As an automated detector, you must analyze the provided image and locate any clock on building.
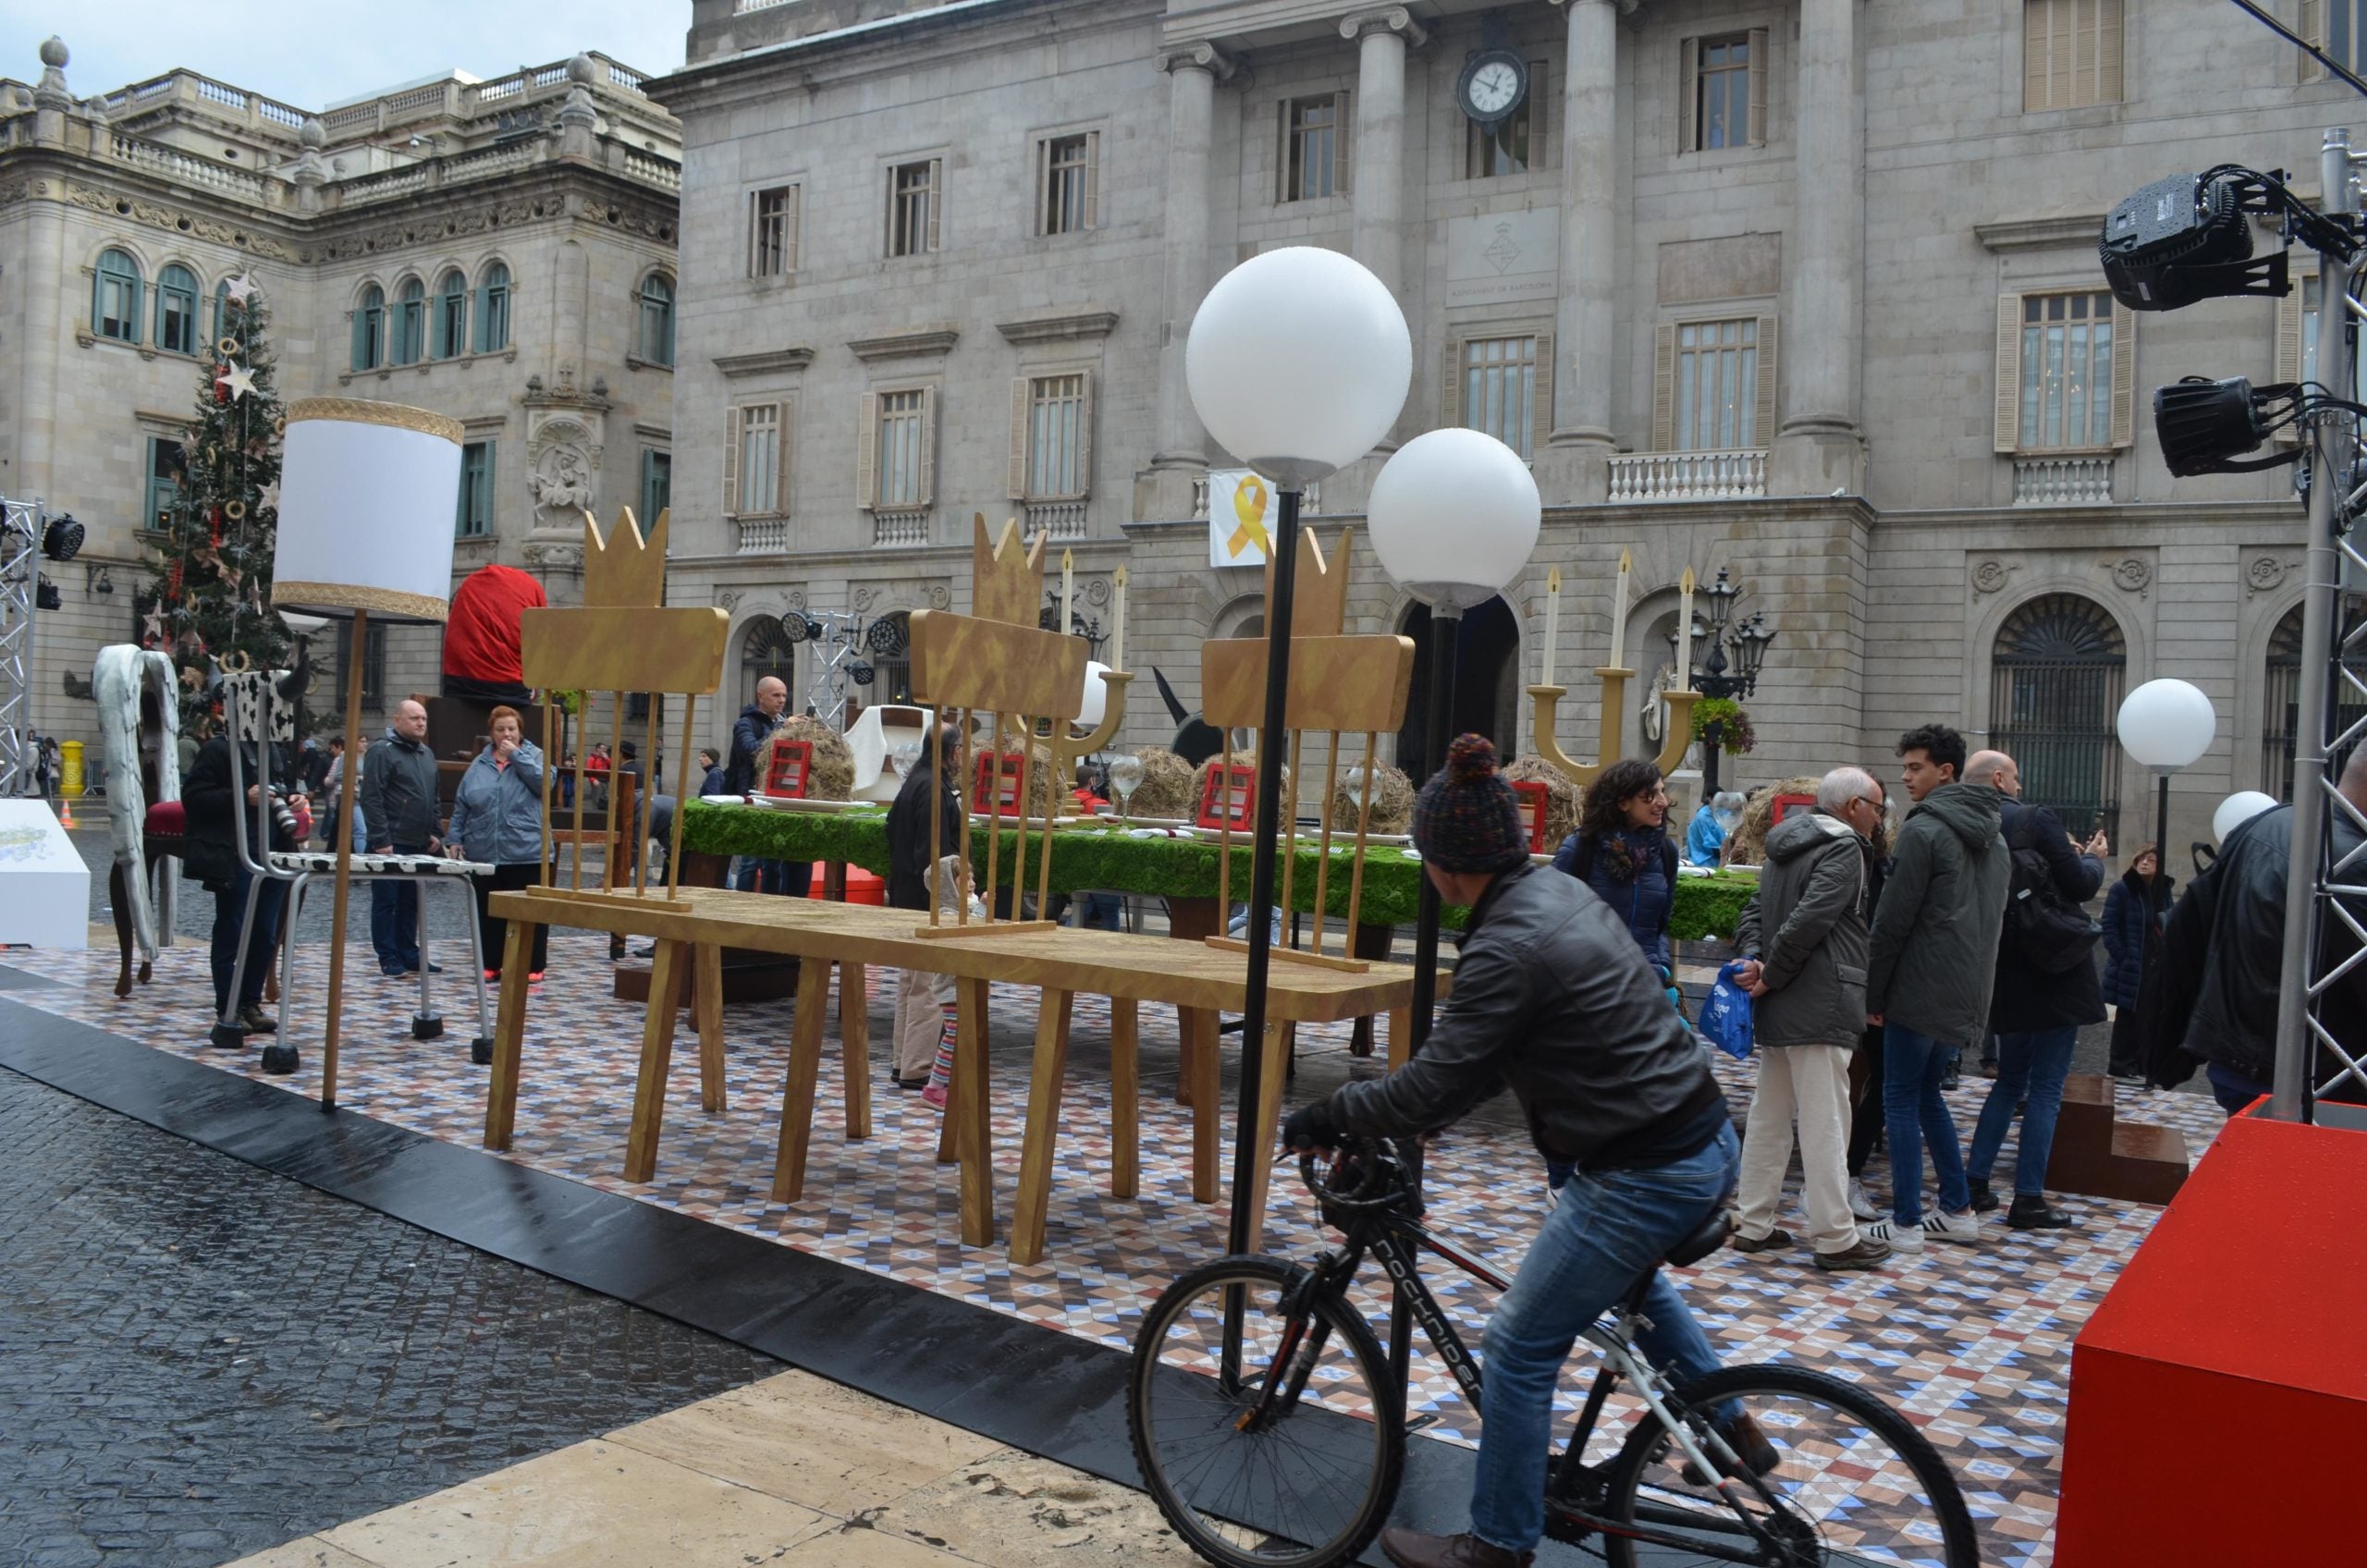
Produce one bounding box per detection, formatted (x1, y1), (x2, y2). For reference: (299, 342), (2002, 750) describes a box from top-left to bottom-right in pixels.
(1455, 48), (1527, 126)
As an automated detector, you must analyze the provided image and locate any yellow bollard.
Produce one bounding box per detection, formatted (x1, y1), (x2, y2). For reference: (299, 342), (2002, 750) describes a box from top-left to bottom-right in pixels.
(60, 739), (84, 798)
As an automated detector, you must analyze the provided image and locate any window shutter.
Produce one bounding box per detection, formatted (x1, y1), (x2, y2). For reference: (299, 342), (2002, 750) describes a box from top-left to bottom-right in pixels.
(777, 399), (794, 515)
(1009, 376), (1032, 499)
(722, 406), (742, 517)
(856, 392), (878, 509)
(2109, 300), (2137, 449)
(1753, 315), (1780, 446)
(2023, 4), (2050, 110)
(1034, 139), (1051, 238)
(1084, 130), (1100, 229)
(2303, 0), (2327, 82)
(1747, 29), (1769, 147)
(746, 191), (760, 276)
(483, 443), (496, 530)
(2275, 272), (2308, 441)
(1442, 337), (1464, 428)
(926, 158), (943, 252)
(786, 187), (801, 273)
(1334, 89), (1353, 195)
(1652, 323), (1677, 450)
(1531, 330), (1555, 456)
(1075, 369), (1095, 496)
(1677, 38), (1699, 154)
(1994, 294), (2023, 453)
(1277, 101), (1291, 202)
(2097, 0), (2125, 104)
(883, 167), (898, 259)
(918, 386), (938, 506)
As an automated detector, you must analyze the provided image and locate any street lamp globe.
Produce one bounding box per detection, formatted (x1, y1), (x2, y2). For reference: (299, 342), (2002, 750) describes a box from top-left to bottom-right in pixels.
(1366, 427), (1541, 610)
(2116, 678), (2217, 770)
(1185, 246), (1412, 487)
(1076, 661), (1111, 730)
(2213, 790), (2280, 843)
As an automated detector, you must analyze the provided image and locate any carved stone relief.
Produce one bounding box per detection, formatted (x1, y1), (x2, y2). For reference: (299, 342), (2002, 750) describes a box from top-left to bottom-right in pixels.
(1970, 558), (2017, 595)
(2246, 554), (2300, 595)
(928, 583), (952, 609)
(64, 181), (299, 260)
(2110, 557), (2153, 596)
(525, 414), (603, 529)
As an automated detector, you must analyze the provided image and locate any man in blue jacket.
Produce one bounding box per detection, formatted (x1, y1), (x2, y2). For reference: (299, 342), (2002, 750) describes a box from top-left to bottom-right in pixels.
(722, 675), (811, 897)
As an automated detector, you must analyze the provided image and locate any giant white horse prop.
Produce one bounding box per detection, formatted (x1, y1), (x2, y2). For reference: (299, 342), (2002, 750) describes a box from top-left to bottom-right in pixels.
(93, 644), (181, 994)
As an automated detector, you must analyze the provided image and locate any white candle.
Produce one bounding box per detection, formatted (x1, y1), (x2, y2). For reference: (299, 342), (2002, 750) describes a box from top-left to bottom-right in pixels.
(1542, 565), (1561, 686)
(1677, 566), (1696, 690)
(1110, 566), (1127, 671)
(1061, 548), (1074, 637)
(1610, 549), (1632, 670)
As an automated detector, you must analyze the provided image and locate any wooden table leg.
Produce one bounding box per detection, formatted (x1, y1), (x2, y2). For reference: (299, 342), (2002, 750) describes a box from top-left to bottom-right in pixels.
(1180, 1006), (1220, 1204)
(841, 961), (872, 1141)
(1110, 996), (1139, 1200)
(1387, 1004), (1415, 1071)
(1175, 1003), (1195, 1107)
(483, 921), (533, 1151)
(771, 953), (834, 1202)
(1010, 988), (1074, 1266)
(694, 942), (726, 1113)
(622, 938), (686, 1183)
(956, 975), (995, 1247)
(1239, 1021), (1293, 1252)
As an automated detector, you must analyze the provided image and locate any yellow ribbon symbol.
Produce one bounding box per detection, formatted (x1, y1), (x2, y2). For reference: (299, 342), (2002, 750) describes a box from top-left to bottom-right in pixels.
(1226, 475), (1272, 560)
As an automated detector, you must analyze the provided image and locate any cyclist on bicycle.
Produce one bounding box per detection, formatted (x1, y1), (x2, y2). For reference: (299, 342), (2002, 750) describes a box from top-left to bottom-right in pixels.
(1282, 735), (1761, 1568)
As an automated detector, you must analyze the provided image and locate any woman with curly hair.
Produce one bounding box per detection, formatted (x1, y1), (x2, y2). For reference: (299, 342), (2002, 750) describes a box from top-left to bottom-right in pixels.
(1552, 756), (1679, 974)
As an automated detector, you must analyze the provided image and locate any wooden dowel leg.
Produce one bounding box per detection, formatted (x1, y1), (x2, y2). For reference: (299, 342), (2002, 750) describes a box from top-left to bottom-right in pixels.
(1240, 1021), (1292, 1252)
(483, 919), (533, 1150)
(956, 975), (995, 1246)
(771, 952), (834, 1202)
(1010, 987), (1074, 1266)
(1182, 1005), (1219, 1204)
(1110, 996), (1138, 1200)
(622, 938), (685, 1182)
(695, 941), (726, 1113)
(840, 960), (872, 1141)
(1388, 1004), (1414, 1072)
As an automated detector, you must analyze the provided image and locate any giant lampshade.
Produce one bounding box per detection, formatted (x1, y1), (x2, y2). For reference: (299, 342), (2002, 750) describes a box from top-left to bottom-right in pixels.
(1367, 427), (1541, 610)
(272, 399), (466, 622)
(2214, 790), (2279, 842)
(2116, 679), (2217, 770)
(1185, 247), (1411, 485)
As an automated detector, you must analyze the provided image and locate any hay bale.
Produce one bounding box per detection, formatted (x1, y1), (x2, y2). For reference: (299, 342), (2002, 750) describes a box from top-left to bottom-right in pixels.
(1503, 753), (1581, 849)
(1126, 746), (1196, 820)
(1331, 761), (1415, 836)
(768, 716), (855, 801)
(1723, 775), (1820, 867)
(1192, 754), (1291, 827)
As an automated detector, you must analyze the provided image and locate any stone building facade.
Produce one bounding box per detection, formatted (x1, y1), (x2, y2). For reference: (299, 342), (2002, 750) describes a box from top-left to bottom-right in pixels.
(0, 39), (681, 747)
(649, 0), (2362, 854)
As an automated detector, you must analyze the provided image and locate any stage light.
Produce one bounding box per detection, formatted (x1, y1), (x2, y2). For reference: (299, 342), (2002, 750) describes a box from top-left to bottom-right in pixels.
(2153, 375), (2302, 475)
(848, 660), (876, 687)
(41, 513), (82, 562)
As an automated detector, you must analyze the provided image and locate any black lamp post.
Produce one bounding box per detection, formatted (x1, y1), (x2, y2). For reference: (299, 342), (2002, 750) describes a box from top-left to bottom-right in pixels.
(1668, 567), (1774, 795)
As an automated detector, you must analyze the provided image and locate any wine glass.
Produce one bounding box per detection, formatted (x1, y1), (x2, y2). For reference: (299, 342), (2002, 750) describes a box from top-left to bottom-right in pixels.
(1343, 765), (1368, 815)
(1106, 753), (1145, 821)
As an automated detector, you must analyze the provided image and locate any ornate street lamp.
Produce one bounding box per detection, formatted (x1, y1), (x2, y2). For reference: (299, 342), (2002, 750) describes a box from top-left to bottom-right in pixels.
(2118, 678), (2218, 921)
(1668, 568), (1774, 794)
(1186, 246), (1410, 1262)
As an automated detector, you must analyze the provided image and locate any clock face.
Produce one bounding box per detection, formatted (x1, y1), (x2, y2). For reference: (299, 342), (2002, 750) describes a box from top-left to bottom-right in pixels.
(1466, 59), (1522, 117)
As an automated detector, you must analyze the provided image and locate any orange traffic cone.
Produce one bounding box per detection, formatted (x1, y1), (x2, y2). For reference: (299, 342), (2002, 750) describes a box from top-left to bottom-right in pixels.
(57, 795), (75, 830)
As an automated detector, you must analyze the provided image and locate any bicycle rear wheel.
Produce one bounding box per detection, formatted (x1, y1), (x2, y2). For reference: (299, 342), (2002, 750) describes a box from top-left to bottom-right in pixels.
(1127, 1256), (1402, 1568)
(1600, 1364), (1980, 1568)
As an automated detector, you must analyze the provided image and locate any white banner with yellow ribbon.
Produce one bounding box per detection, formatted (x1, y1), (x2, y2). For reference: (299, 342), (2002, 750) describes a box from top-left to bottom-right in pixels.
(1208, 469), (1275, 569)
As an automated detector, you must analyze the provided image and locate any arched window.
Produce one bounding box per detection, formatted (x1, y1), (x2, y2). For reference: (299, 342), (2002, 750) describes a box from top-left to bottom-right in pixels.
(391, 277), (426, 365)
(1990, 593), (2127, 840)
(94, 249), (141, 343)
(869, 610), (913, 702)
(476, 262), (511, 353)
(433, 268), (468, 359)
(636, 272), (675, 366)
(739, 616), (797, 715)
(208, 278), (232, 345)
(155, 264), (200, 355)
(352, 284), (385, 371)
(2263, 602), (2367, 800)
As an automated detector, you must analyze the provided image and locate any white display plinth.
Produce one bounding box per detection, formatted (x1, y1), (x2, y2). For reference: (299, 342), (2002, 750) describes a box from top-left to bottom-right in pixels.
(0, 799), (89, 949)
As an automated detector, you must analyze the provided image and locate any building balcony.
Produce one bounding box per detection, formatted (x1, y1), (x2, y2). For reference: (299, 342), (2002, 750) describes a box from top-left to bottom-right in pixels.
(1607, 449), (1769, 502)
(734, 518), (788, 555)
(873, 509), (929, 546)
(2013, 455), (2116, 505)
(1190, 477), (1319, 519)
(1024, 500), (1087, 540)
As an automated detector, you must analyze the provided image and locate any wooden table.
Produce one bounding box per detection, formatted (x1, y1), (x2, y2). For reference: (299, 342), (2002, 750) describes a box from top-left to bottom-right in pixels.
(482, 885), (1429, 1264)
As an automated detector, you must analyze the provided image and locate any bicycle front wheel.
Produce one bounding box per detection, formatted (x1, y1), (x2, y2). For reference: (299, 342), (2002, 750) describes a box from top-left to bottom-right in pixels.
(1600, 1363), (1980, 1568)
(1127, 1256), (1402, 1568)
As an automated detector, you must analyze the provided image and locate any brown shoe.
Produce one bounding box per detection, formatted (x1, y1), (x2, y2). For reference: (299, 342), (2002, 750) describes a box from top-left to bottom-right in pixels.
(1681, 1411), (1781, 1484)
(1813, 1236), (1892, 1272)
(1380, 1526), (1534, 1568)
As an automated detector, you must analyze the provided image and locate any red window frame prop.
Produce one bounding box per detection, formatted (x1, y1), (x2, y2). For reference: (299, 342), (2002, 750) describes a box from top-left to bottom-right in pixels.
(762, 739), (814, 800)
(1509, 778), (1552, 854)
(1196, 763), (1258, 832)
(972, 751), (1027, 817)
(1771, 791), (1817, 827)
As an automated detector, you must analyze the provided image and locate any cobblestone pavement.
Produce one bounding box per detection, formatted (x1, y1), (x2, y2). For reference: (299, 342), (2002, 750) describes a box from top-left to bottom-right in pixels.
(0, 1068), (778, 1568)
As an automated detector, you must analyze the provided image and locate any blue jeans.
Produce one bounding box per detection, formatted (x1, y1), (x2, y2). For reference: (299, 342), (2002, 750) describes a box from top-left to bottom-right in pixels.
(733, 857), (813, 897)
(2207, 1061), (2272, 1115)
(211, 868), (287, 1016)
(1074, 891), (1123, 931)
(1968, 1027), (2079, 1197)
(371, 874), (420, 973)
(1882, 1023), (1970, 1227)
(1468, 1122), (1740, 1555)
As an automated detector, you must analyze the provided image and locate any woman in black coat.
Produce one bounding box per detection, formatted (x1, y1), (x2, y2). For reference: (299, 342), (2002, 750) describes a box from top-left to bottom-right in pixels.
(2103, 843), (2169, 1077)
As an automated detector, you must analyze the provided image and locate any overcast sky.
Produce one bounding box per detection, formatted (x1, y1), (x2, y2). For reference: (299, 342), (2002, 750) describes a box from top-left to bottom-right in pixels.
(6, 1), (690, 108)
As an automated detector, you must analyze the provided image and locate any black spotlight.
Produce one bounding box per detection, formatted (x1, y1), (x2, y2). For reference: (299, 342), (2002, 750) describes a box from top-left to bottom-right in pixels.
(849, 660), (877, 687)
(40, 513), (83, 562)
(35, 577), (61, 610)
(2154, 375), (2300, 475)
(2103, 170), (2289, 312)
(864, 616), (907, 656)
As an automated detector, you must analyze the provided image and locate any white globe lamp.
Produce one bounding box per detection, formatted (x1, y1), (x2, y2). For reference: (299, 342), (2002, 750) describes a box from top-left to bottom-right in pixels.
(2214, 790), (2279, 844)
(1076, 661), (1110, 730)
(1367, 427), (1542, 612)
(2117, 678), (2218, 919)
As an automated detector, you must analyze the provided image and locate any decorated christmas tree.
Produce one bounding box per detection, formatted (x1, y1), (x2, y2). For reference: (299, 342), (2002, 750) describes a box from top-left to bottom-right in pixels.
(139, 270), (290, 724)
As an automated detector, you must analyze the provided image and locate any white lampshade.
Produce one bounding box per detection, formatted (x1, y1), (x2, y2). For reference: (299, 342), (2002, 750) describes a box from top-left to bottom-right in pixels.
(2116, 679), (2217, 770)
(1185, 247), (1411, 486)
(272, 398), (465, 623)
(1077, 661), (1110, 730)
(1366, 428), (1542, 611)
(2214, 790), (2279, 843)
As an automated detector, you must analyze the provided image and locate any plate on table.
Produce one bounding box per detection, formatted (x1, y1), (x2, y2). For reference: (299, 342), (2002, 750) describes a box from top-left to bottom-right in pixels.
(749, 796), (874, 814)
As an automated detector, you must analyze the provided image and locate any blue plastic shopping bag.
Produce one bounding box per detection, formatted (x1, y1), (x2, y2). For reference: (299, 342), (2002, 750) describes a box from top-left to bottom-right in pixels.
(1698, 962), (1755, 1060)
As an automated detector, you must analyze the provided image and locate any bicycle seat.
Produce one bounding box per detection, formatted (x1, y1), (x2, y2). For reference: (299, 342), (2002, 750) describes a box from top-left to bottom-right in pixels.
(1662, 1207), (1733, 1268)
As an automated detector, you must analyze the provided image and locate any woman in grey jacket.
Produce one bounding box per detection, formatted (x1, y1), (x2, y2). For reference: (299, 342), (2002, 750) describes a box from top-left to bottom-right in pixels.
(447, 705), (548, 979)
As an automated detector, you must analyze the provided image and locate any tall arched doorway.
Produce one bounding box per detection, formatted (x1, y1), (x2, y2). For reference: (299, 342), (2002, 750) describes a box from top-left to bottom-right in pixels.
(738, 615), (797, 710)
(1397, 595), (1520, 773)
(1989, 593), (2125, 839)
(2263, 601), (2367, 799)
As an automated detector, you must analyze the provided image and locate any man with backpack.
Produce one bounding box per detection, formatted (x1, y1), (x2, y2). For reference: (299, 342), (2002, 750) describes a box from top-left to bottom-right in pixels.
(1960, 749), (2103, 1231)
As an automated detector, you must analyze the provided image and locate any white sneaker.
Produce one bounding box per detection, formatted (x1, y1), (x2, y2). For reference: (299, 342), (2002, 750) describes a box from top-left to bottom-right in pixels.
(1922, 1207), (1982, 1245)
(1847, 1179), (1877, 1221)
(1859, 1217), (1924, 1252)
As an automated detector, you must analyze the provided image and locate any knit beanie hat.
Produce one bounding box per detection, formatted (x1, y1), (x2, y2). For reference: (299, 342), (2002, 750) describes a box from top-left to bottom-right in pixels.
(1412, 734), (1531, 875)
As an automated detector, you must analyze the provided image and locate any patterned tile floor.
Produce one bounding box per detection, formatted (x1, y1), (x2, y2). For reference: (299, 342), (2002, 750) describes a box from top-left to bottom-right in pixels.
(2, 933), (2232, 1568)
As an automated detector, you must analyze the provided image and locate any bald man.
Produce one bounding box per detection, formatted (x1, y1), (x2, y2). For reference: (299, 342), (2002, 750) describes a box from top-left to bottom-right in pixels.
(362, 698), (445, 976)
(725, 674), (813, 898)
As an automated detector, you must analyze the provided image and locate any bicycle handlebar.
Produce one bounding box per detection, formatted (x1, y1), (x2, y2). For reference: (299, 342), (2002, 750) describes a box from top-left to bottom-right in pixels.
(1297, 1134), (1411, 1212)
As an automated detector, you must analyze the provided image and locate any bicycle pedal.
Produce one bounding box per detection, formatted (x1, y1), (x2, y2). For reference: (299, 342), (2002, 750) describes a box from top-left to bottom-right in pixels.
(1403, 1413), (1439, 1435)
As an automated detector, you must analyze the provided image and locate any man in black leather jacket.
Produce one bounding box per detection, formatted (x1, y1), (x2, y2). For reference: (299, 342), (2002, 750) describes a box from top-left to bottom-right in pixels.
(1282, 737), (1748, 1568)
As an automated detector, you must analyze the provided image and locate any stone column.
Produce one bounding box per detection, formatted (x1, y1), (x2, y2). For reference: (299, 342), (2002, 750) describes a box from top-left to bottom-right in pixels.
(15, 190), (65, 507)
(1341, 8), (1427, 298)
(1139, 43), (1233, 522)
(1772, 0), (1866, 496)
(1540, 0), (1619, 504)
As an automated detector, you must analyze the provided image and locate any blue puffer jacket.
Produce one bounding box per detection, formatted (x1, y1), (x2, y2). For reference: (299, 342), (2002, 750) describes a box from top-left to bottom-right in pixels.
(447, 740), (546, 866)
(2100, 867), (2169, 1007)
(1551, 826), (1676, 974)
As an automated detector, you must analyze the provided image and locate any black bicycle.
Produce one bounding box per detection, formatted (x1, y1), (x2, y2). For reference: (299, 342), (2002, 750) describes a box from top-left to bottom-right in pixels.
(1126, 1136), (1979, 1568)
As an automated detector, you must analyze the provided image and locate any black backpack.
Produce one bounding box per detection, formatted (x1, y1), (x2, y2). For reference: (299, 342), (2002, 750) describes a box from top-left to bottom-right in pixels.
(2001, 806), (2100, 974)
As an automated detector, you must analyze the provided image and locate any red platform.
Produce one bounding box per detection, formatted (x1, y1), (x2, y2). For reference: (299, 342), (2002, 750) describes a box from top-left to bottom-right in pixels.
(2057, 1102), (2367, 1565)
